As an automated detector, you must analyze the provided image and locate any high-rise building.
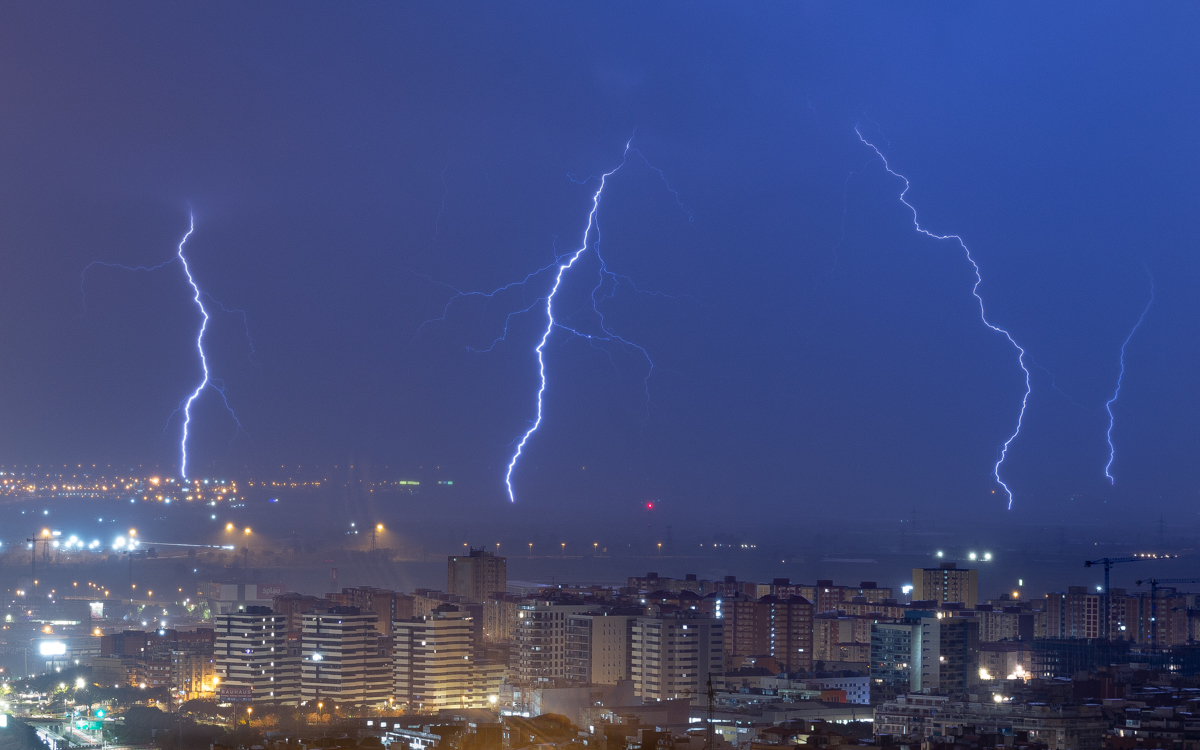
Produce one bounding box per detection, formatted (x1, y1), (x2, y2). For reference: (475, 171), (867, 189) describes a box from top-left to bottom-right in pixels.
(215, 607), (299, 705)
(922, 617), (980, 695)
(723, 595), (768, 660)
(483, 593), (523, 643)
(514, 602), (594, 684)
(912, 563), (978, 608)
(171, 646), (216, 702)
(272, 593), (331, 637)
(814, 614), (873, 665)
(447, 548), (507, 604)
(872, 616), (979, 698)
(973, 605), (1034, 643)
(392, 606), (480, 711)
(1130, 588), (1189, 647)
(870, 621), (923, 697)
(328, 587), (415, 637)
(721, 595), (813, 673)
(762, 595), (814, 673)
(565, 613), (636, 685)
(631, 614), (724, 706)
(1044, 587), (1101, 639)
(300, 608), (390, 707)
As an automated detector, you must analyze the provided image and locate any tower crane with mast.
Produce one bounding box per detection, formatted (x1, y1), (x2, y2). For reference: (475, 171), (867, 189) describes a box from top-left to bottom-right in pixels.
(1134, 577), (1200, 650)
(1085, 555), (1172, 640)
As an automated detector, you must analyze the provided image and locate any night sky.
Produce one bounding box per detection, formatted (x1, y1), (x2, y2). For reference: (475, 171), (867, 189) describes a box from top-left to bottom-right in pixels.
(2, 3), (1199, 530)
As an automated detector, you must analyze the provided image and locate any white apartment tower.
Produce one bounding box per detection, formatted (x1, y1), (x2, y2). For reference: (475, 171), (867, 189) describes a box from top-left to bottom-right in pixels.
(514, 602), (593, 684)
(631, 614), (724, 706)
(393, 606), (481, 711)
(215, 607), (299, 705)
(301, 608), (390, 707)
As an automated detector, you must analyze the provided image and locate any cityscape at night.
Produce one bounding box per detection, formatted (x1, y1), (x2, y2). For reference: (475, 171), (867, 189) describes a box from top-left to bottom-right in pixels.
(5, 4), (1200, 750)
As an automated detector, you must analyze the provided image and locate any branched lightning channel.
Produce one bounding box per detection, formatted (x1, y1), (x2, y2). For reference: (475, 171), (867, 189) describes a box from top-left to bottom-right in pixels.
(83, 214), (247, 478)
(1104, 268), (1155, 484)
(503, 143), (638, 502)
(172, 213), (210, 480)
(417, 140), (686, 501)
(856, 127), (1031, 509)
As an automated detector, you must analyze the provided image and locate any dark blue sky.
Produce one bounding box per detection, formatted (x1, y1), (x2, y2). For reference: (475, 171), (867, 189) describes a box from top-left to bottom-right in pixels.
(2, 2), (1198, 529)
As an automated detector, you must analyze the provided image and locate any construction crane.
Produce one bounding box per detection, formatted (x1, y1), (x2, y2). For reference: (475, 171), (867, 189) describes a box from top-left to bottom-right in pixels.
(1085, 555), (1172, 639)
(1134, 578), (1200, 650)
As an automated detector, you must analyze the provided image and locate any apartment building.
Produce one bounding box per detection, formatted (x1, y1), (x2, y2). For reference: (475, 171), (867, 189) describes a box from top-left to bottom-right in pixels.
(631, 614), (724, 706)
(300, 608), (390, 706)
(565, 613), (636, 685)
(215, 607), (298, 705)
(393, 606), (479, 711)
(514, 602), (594, 684)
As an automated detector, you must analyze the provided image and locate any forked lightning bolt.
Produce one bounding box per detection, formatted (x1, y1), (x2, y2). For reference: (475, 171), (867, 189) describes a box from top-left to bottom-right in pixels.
(417, 141), (687, 502)
(175, 215), (210, 480)
(82, 214), (244, 479)
(503, 148), (636, 502)
(856, 127), (1031, 509)
(1104, 269), (1154, 484)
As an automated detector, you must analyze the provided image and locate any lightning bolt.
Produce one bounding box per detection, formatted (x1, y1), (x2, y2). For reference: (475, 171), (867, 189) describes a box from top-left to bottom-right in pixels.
(175, 214), (210, 480)
(82, 213), (246, 479)
(417, 140), (687, 502)
(1104, 268), (1154, 484)
(856, 127), (1031, 509)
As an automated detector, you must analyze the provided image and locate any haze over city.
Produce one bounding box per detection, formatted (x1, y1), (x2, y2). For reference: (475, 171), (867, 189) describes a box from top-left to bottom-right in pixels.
(3, 5), (1200, 750)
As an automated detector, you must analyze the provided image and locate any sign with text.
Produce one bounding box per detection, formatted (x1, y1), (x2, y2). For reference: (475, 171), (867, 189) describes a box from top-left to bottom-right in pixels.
(219, 685), (253, 703)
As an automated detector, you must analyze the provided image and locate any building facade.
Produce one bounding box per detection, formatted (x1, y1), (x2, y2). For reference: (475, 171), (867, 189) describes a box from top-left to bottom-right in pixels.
(215, 608), (298, 705)
(300, 608), (390, 706)
(392, 607), (479, 711)
(447, 548), (507, 604)
(912, 563), (978, 608)
(761, 595), (815, 673)
(631, 614), (724, 706)
(514, 602), (593, 684)
(565, 613), (635, 685)
(870, 621), (923, 696)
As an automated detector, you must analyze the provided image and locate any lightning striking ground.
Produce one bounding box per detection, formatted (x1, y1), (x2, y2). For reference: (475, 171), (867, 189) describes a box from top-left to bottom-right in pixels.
(502, 145), (640, 501)
(1104, 270), (1154, 484)
(82, 214), (246, 479)
(417, 141), (686, 502)
(175, 215), (209, 480)
(856, 127), (1031, 509)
